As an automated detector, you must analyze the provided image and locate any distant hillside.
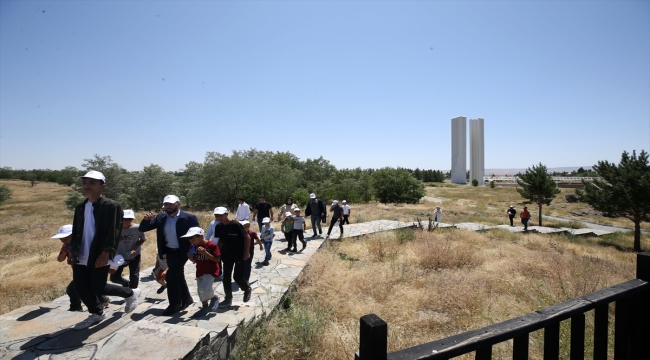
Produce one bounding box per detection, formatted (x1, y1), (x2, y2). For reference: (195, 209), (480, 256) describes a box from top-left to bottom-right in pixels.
(485, 167), (593, 176)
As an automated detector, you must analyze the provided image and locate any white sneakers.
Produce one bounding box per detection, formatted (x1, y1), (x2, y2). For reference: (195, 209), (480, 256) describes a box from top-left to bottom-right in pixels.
(74, 313), (106, 330)
(124, 288), (141, 313)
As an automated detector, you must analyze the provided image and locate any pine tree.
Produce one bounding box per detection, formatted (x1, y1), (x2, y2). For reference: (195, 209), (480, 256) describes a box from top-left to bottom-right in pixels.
(516, 163), (560, 226)
(576, 150), (650, 252)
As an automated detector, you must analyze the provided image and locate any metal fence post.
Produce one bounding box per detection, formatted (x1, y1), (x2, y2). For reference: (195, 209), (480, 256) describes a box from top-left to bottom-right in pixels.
(356, 314), (387, 360)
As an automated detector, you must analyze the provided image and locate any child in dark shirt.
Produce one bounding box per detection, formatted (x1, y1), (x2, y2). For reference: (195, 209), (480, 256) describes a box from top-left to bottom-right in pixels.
(184, 227), (221, 312)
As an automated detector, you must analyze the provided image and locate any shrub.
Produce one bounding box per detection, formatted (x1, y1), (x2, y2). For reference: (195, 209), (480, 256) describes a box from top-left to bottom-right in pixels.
(490, 180), (495, 188)
(472, 179), (479, 187)
(0, 184), (12, 204)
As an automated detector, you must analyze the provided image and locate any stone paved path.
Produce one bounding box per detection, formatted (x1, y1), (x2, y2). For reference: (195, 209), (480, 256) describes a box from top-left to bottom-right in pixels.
(0, 219), (617, 359)
(0, 220), (413, 360)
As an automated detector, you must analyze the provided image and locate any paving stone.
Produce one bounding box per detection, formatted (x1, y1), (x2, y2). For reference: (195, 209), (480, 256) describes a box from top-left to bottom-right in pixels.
(94, 320), (210, 359)
(454, 222), (494, 231)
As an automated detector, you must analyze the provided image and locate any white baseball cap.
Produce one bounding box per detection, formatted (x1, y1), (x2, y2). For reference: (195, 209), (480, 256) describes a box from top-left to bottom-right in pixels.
(51, 224), (73, 239)
(309, 193), (316, 199)
(163, 195), (180, 204)
(214, 206), (228, 215)
(262, 217), (271, 223)
(123, 209), (135, 219)
(285, 212), (292, 217)
(332, 200), (338, 205)
(181, 227), (205, 238)
(240, 220), (250, 225)
(342, 200), (347, 203)
(293, 208), (301, 212)
(80, 171), (106, 183)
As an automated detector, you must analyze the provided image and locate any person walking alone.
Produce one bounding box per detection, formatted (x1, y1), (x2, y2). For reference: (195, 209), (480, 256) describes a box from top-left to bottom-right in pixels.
(326, 200), (344, 239)
(520, 206), (531, 231)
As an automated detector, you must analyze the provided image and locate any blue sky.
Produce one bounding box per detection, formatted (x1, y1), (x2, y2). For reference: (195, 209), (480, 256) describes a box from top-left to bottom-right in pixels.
(1, 0), (648, 172)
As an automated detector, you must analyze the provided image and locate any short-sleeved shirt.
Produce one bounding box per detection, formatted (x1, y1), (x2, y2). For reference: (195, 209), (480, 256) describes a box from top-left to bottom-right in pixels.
(292, 216), (306, 230)
(205, 219), (220, 244)
(247, 230), (260, 255)
(342, 205), (351, 215)
(116, 224), (146, 260)
(194, 241), (221, 277)
(215, 221), (248, 261)
(254, 202), (272, 219)
(331, 206), (344, 218)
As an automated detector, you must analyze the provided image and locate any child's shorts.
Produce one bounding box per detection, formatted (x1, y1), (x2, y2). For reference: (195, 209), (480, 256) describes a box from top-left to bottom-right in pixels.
(196, 274), (215, 302)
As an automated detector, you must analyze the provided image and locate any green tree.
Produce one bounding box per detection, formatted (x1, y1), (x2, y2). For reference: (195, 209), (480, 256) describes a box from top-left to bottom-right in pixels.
(0, 184), (12, 204)
(132, 164), (175, 211)
(371, 168), (425, 204)
(576, 150), (650, 252)
(516, 163), (561, 226)
(57, 166), (80, 186)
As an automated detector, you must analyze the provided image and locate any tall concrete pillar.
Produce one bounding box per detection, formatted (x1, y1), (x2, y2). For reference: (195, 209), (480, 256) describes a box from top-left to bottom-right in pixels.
(470, 118), (485, 185)
(451, 116), (467, 184)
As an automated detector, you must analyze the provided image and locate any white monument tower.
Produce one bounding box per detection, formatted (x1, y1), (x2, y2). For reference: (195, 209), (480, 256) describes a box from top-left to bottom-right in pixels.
(469, 118), (485, 185)
(451, 116), (467, 184)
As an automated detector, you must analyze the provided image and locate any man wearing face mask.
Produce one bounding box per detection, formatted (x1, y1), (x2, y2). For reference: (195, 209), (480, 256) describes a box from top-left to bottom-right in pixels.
(139, 195), (199, 316)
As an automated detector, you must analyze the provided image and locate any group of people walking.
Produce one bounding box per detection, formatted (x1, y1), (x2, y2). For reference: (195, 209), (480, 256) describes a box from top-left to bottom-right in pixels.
(53, 171), (352, 330)
(507, 205), (531, 230)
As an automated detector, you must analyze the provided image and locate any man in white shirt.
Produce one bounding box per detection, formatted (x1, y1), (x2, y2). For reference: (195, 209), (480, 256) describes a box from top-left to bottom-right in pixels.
(236, 198), (250, 221)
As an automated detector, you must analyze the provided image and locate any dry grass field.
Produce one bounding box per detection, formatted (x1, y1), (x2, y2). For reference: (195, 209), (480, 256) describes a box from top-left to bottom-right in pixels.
(1, 179), (648, 360)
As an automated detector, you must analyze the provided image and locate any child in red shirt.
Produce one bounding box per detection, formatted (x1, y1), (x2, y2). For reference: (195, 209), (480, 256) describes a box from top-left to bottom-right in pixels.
(183, 227), (221, 312)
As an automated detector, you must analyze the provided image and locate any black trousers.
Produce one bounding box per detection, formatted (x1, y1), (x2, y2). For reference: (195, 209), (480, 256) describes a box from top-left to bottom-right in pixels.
(66, 280), (81, 307)
(327, 217), (343, 235)
(292, 229), (305, 249)
(73, 264), (132, 314)
(222, 258), (250, 300)
(284, 231), (294, 249)
(508, 215), (515, 226)
(165, 248), (191, 307)
(342, 215), (350, 224)
(110, 254), (141, 288)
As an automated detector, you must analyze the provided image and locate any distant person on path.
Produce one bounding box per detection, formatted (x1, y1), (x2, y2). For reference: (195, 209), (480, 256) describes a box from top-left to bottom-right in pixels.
(259, 218), (275, 265)
(110, 209), (146, 289)
(507, 206), (517, 226)
(212, 207), (252, 309)
(281, 212), (294, 252)
(433, 206), (442, 223)
(326, 200), (344, 239)
(305, 193), (326, 237)
(241, 220), (263, 279)
(183, 227), (221, 314)
(236, 198), (251, 222)
(70, 171), (140, 329)
(520, 206), (531, 230)
(292, 208), (307, 251)
(251, 196), (273, 230)
(341, 200), (351, 224)
(139, 195), (199, 316)
(277, 197), (298, 222)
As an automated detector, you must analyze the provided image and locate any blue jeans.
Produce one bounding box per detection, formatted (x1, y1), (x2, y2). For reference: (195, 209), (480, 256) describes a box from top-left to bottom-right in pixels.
(263, 241), (272, 262)
(310, 215), (322, 235)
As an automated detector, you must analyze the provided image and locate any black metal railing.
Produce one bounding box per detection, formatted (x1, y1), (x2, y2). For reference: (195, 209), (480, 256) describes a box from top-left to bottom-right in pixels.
(356, 252), (650, 360)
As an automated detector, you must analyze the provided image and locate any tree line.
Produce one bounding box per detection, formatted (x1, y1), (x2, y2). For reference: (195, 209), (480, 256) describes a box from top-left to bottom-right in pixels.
(0, 150), (436, 210)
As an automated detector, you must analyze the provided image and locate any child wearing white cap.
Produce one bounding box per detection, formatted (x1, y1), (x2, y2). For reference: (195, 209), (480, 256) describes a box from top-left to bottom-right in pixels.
(281, 212), (294, 252)
(291, 209), (307, 252)
(326, 200), (344, 239)
(110, 210), (147, 289)
(260, 218), (275, 265)
(53, 224), (110, 312)
(183, 227), (221, 313)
